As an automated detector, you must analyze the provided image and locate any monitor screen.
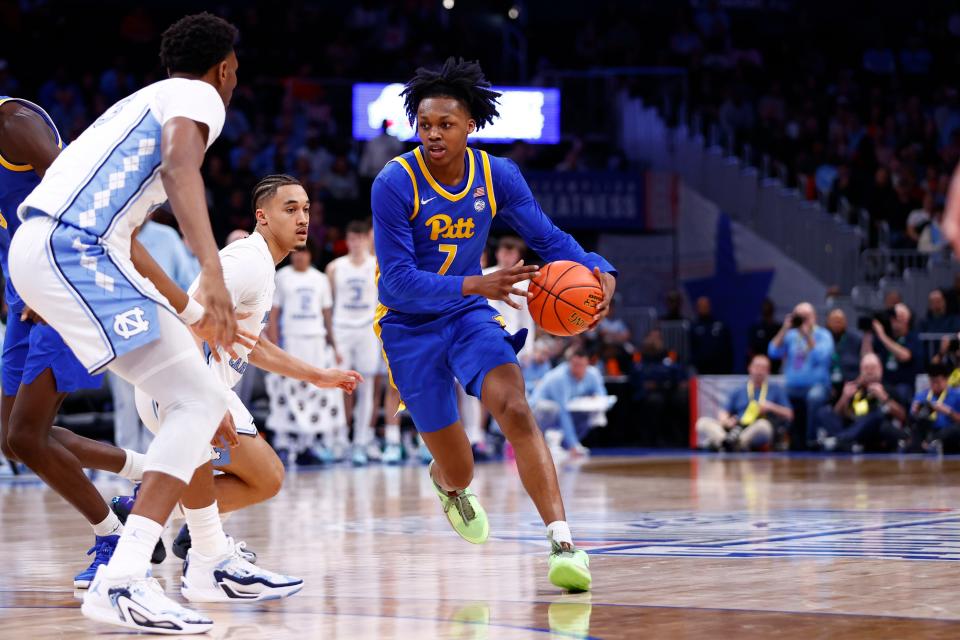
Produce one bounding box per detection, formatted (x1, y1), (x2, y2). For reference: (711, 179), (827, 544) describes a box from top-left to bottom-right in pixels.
(352, 83), (561, 144)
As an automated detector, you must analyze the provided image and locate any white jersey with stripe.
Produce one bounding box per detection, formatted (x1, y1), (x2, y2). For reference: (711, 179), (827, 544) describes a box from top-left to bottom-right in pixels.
(18, 78), (225, 256)
(331, 253), (377, 329)
(274, 265), (331, 339)
(188, 232), (276, 389)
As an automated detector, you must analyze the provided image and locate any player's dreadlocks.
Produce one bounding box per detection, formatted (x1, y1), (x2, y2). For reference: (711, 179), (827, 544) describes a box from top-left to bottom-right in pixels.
(160, 12), (239, 77)
(401, 57), (501, 129)
(252, 174), (303, 211)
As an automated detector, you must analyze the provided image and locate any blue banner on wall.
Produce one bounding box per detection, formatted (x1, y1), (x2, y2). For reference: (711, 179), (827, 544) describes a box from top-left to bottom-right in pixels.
(521, 171), (645, 230)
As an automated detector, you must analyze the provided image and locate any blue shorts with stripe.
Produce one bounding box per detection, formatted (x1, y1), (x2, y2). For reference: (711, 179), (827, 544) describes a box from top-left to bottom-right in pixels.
(377, 303), (528, 432)
(2, 309), (103, 395)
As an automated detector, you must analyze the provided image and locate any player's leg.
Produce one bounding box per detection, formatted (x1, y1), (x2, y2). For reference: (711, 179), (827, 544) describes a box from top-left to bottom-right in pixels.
(348, 327), (381, 463)
(480, 363), (591, 591)
(179, 459), (302, 603)
(0, 310), (32, 466)
(214, 433), (285, 512)
(80, 313), (229, 633)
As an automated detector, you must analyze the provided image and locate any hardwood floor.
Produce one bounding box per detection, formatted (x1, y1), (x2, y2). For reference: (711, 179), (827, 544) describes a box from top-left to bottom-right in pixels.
(3, 453), (960, 638)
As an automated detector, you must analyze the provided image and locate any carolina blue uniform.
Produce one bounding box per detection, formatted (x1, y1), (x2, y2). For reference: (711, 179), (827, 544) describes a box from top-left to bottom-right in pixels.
(0, 97), (102, 394)
(371, 146), (616, 431)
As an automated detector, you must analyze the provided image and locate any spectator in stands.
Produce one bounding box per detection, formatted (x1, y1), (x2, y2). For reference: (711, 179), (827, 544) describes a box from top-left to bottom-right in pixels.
(907, 362), (960, 453)
(595, 296), (634, 376)
(864, 303), (922, 401)
(358, 119), (403, 183)
(531, 347), (608, 457)
(883, 290), (903, 311)
(523, 339), (555, 391)
(690, 296), (733, 374)
(917, 206), (947, 254)
(816, 353), (906, 452)
(696, 354), (793, 451)
(919, 289), (960, 334)
(747, 298), (781, 373)
(767, 302), (834, 450)
(825, 309), (863, 391)
(661, 290), (686, 321)
(906, 192), (937, 246)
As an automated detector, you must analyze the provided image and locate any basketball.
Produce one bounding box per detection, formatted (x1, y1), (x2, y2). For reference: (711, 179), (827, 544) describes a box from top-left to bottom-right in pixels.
(528, 260), (604, 336)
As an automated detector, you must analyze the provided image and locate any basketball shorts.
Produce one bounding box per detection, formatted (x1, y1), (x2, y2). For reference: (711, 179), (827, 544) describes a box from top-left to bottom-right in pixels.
(9, 215), (174, 374)
(2, 308), (104, 395)
(333, 324), (380, 375)
(376, 303), (528, 432)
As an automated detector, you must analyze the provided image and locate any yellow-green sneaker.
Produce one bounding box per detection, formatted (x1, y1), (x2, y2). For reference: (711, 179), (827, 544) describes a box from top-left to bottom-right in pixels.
(548, 540), (592, 592)
(429, 462), (489, 544)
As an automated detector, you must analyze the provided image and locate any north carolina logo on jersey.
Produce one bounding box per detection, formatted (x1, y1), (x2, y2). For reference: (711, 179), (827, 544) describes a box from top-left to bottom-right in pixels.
(113, 307), (150, 339)
(425, 214), (475, 241)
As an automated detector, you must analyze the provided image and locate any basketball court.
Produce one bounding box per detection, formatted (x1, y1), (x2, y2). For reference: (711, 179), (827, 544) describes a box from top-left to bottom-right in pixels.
(4, 453), (960, 638)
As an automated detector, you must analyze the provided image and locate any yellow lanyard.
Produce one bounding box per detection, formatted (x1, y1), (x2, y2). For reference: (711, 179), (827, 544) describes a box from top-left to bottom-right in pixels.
(740, 381), (768, 426)
(927, 389), (948, 421)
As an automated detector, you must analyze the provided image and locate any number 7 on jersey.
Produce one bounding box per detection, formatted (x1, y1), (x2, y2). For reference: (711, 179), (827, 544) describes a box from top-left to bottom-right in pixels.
(437, 244), (457, 275)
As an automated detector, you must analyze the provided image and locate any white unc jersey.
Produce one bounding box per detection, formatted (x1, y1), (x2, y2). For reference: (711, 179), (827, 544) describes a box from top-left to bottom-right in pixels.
(331, 254), (377, 328)
(18, 78), (225, 253)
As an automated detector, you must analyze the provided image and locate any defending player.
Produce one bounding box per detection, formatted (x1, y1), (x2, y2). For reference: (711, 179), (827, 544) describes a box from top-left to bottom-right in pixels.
(9, 13), (250, 633)
(130, 173), (361, 602)
(326, 219), (382, 464)
(371, 58), (616, 592)
(0, 96), (155, 588)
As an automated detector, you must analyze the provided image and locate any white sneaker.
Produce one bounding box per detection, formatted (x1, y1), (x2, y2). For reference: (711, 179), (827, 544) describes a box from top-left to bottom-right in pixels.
(181, 538), (303, 603)
(81, 565), (213, 635)
(351, 447), (368, 467)
(382, 443), (403, 464)
(570, 444), (591, 458)
(364, 442), (383, 462)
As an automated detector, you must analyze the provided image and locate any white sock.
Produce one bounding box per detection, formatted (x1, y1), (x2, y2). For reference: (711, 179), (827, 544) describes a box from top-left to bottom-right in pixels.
(92, 509), (123, 537)
(547, 520), (573, 547)
(385, 424), (401, 445)
(119, 449), (146, 482)
(184, 502), (230, 558)
(169, 502), (185, 521)
(104, 514), (162, 580)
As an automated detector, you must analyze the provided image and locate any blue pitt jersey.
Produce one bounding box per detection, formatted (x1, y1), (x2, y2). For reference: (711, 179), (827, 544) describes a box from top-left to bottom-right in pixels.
(371, 146), (616, 317)
(0, 97), (62, 312)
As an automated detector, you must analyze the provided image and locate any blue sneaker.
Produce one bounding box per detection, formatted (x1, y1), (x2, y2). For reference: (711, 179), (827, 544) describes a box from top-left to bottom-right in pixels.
(74, 534), (119, 589)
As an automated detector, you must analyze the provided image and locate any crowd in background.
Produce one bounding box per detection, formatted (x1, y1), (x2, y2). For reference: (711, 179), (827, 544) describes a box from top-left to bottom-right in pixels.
(674, 1), (960, 250)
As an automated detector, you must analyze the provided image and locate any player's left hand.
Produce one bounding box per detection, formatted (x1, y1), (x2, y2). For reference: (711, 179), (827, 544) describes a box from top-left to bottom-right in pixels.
(312, 369), (364, 394)
(589, 268), (617, 327)
(211, 411), (240, 449)
(20, 305), (47, 325)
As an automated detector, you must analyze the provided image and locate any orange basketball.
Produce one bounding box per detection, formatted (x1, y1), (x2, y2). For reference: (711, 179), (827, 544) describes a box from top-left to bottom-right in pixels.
(528, 260), (604, 336)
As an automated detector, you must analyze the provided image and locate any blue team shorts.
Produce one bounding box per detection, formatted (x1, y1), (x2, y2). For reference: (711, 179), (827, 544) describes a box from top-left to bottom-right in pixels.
(2, 309), (104, 395)
(377, 303), (528, 432)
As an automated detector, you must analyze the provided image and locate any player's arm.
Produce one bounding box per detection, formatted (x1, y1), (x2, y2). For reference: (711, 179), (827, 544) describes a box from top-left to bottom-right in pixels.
(130, 233), (190, 313)
(494, 158), (618, 323)
(160, 116), (236, 352)
(323, 306), (338, 353)
(0, 102), (60, 176)
(944, 163), (960, 257)
(325, 260), (337, 300)
(248, 334), (361, 392)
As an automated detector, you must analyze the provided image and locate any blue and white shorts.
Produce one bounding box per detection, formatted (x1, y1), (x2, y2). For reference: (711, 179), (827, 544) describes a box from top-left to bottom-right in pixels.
(9, 215), (175, 374)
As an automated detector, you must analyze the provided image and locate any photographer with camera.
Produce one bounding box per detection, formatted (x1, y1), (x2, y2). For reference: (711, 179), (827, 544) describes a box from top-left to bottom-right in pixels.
(863, 303), (922, 403)
(696, 355), (793, 451)
(815, 353), (906, 452)
(768, 302), (834, 450)
(906, 362), (960, 453)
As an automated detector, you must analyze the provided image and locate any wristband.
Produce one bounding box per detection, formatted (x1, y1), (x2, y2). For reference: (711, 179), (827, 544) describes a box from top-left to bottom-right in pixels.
(178, 297), (205, 325)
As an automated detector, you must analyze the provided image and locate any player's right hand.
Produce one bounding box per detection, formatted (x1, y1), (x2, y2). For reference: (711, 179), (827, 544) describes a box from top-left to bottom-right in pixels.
(464, 259), (540, 310)
(194, 274), (246, 361)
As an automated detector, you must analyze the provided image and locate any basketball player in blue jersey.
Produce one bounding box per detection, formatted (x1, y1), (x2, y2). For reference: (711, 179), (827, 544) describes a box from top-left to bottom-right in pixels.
(0, 98), (158, 586)
(10, 13), (252, 634)
(371, 58), (617, 592)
